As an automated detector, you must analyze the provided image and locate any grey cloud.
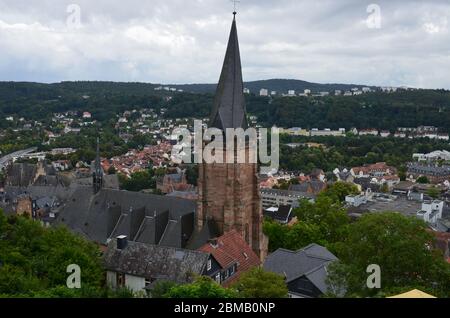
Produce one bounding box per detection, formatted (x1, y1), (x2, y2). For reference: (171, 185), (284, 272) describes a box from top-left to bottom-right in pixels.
(0, 0), (449, 88)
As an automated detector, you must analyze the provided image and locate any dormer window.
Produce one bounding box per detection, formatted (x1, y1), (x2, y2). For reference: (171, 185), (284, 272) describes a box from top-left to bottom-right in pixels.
(207, 259), (212, 271)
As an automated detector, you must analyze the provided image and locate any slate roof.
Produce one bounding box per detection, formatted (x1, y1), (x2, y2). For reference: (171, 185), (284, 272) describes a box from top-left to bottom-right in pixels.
(289, 180), (326, 194)
(260, 188), (316, 200)
(56, 188), (197, 248)
(209, 15), (248, 131)
(104, 240), (209, 284)
(263, 244), (338, 294)
(4, 162), (69, 188)
(186, 219), (220, 250)
(407, 163), (450, 177)
(264, 205), (293, 223)
(3, 184), (76, 201)
(73, 174), (119, 190)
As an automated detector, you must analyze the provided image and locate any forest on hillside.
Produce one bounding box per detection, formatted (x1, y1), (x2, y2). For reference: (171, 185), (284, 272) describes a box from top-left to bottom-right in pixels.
(0, 81), (449, 132)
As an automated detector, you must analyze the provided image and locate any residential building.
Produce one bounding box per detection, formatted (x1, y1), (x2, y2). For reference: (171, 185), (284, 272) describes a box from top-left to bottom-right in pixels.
(198, 230), (261, 286)
(413, 151), (450, 162)
(380, 130), (391, 138)
(310, 128), (346, 137)
(104, 237), (211, 294)
(82, 112), (92, 119)
(259, 88), (269, 96)
(260, 188), (314, 209)
(264, 244), (339, 298)
(351, 162), (397, 178)
(333, 168), (354, 183)
(358, 129), (379, 136)
(345, 194), (368, 207)
(416, 200), (444, 225)
(264, 205), (294, 224)
(51, 160), (71, 171)
(289, 180), (327, 195)
(279, 127), (309, 136)
(407, 163), (450, 184)
(156, 169), (192, 194)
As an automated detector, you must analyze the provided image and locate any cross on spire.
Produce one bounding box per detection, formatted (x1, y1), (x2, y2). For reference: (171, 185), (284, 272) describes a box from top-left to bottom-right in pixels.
(231, 0), (240, 15)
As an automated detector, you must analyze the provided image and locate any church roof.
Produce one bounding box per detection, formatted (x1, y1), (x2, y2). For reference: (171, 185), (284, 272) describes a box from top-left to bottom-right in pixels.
(56, 188), (197, 248)
(209, 14), (248, 131)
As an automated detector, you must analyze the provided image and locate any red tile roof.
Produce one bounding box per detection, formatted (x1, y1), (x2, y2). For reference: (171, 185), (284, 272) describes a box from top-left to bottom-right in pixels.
(198, 230), (261, 285)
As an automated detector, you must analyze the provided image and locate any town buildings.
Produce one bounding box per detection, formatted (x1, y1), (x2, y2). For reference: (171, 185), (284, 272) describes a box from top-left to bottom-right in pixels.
(260, 188), (315, 209)
(417, 200), (444, 226)
(407, 163), (450, 184)
(413, 151), (450, 163)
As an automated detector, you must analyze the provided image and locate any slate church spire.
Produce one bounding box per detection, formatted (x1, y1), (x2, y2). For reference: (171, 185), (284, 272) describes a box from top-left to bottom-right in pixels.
(196, 13), (268, 262)
(209, 13), (248, 131)
(93, 137), (103, 194)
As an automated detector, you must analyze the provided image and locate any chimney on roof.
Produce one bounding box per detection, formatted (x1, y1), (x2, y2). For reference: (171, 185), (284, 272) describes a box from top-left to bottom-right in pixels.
(116, 235), (128, 250)
(208, 238), (218, 248)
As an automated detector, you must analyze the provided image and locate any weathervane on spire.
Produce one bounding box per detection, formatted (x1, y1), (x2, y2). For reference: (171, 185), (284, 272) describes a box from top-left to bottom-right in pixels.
(231, 0), (240, 15)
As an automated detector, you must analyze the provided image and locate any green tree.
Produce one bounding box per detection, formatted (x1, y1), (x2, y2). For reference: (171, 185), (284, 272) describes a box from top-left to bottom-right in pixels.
(416, 176), (429, 184)
(294, 197), (350, 246)
(262, 219), (289, 252)
(119, 170), (155, 192)
(232, 267), (288, 298)
(264, 196), (351, 253)
(165, 276), (237, 298)
(0, 211), (105, 297)
(427, 187), (440, 199)
(150, 281), (177, 298)
(380, 183), (389, 193)
(319, 182), (360, 203)
(328, 212), (450, 298)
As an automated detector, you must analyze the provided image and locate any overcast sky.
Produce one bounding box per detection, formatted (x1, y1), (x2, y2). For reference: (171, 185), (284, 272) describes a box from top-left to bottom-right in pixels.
(0, 0), (449, 88)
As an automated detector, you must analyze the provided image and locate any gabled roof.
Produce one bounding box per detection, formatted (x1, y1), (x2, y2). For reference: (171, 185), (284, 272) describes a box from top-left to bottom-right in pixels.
(388, 289), (436, 298)
(263, 244), (338, 293)
(104, 240), (209, 284)
(209, 15), (248, 131)
(198, 230), (261, 282)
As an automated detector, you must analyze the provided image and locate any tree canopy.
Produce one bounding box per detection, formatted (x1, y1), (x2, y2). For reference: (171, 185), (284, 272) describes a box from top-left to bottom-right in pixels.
(0, 211), (109, 297)
(232, 267), (288, 298)
(164, 276), (237, 298)
(328, 212), (450, 298)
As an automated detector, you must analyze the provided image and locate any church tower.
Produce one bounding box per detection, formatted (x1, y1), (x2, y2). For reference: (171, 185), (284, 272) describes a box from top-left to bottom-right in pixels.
(93, 137), (103, 194)
(197, 12), (268, 261)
